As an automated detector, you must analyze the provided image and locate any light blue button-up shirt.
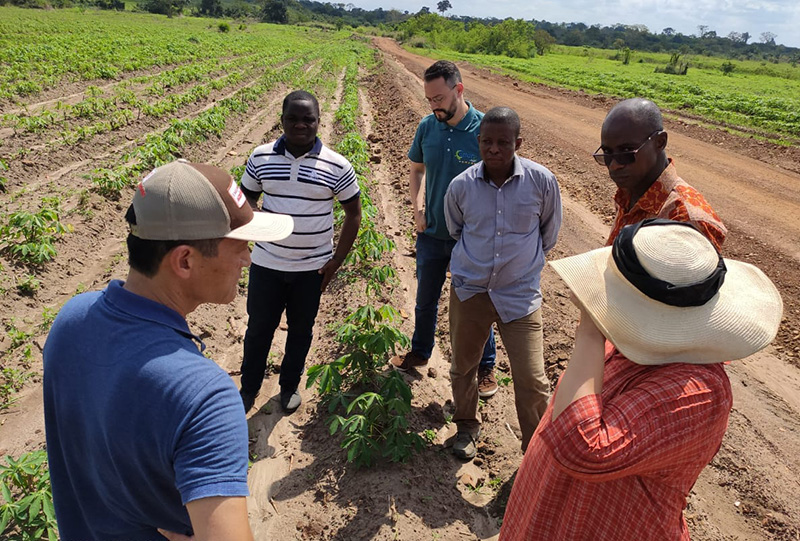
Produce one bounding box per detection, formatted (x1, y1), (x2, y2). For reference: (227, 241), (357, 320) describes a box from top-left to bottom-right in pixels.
(444, 155), (562, 323)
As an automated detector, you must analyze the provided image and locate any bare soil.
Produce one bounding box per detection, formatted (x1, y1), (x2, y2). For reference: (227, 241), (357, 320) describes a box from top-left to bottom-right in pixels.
(1, 38), (799, 541)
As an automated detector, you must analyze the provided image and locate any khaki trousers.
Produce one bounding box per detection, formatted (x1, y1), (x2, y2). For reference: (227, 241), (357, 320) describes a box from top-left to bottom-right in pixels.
(449, 288), (550, 451)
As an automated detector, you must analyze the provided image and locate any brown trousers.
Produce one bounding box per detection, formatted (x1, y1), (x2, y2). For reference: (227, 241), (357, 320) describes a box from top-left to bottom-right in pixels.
(449, 288), (550, 451)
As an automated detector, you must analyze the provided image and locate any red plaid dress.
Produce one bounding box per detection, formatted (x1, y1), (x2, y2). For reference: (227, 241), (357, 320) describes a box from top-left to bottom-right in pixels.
(606, 160), (726, 251)
(499, 344), (732, 541)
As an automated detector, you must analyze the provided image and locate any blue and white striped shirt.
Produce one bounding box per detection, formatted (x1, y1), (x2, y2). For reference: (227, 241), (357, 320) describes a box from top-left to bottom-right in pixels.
(241, 136), (360, 271)
(444, 155), (562, 323)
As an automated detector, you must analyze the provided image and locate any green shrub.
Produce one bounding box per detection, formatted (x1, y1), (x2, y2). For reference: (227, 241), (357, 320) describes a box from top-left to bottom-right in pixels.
(0, 450), (58, 540)
(307, 305), (423, 467)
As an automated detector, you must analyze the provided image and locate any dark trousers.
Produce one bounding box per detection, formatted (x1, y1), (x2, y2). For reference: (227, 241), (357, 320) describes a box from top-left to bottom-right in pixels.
(413, 233), (495, 368)
(240, 263), (323, 395)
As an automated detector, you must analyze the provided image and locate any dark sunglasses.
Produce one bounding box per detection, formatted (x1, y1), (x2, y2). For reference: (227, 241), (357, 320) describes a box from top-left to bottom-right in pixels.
(592, 130), (663, 166)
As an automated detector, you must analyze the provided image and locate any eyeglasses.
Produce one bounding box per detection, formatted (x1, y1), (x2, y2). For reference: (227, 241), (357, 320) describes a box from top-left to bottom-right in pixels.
(426, 83), (457, 105)
(592, 130), (663, 166)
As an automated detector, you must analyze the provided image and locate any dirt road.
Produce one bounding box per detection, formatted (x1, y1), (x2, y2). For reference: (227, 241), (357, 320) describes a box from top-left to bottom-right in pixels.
(372, 38), (800, 540)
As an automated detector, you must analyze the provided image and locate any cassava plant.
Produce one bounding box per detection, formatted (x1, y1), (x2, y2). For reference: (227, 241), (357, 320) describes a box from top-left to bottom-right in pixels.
(307, 305), (424, 468)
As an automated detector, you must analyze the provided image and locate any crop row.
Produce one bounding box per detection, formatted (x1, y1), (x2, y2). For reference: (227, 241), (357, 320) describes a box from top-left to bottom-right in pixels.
(0, 7), (331, 101)
(308, 43), (425, 468)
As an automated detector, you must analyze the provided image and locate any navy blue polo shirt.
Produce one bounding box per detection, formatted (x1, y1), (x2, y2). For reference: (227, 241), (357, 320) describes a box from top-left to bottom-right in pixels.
(43, 280), (249, 541)
(408, 102), (484, 240)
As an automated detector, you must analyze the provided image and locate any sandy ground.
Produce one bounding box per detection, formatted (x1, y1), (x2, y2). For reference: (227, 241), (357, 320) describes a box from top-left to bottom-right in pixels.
(1, 36), (799, 540)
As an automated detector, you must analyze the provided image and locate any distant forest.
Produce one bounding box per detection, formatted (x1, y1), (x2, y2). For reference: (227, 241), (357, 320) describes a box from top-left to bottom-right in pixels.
(3, 0), (797, 63)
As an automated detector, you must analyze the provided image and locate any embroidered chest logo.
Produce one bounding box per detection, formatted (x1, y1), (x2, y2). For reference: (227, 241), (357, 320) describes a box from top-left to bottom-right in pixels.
(454, 150), (479, 165)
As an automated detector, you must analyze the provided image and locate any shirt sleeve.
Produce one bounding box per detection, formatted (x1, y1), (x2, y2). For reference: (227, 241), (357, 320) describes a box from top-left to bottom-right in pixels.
(334, 161), (361, 202)
(538, 171), (562, 254)
(408, 121), (425, 164)
(173, 372), (249, 504)
(539, 363), (732, 482)
(444, 179), (464, 240)
(240, 152), (261, 193)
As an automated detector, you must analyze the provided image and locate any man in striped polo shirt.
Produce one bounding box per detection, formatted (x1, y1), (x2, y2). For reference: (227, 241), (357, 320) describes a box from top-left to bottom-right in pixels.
(238, 90), (362, 414)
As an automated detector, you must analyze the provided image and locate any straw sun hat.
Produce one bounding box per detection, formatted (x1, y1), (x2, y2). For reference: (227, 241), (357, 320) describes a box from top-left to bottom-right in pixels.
(549, 219), (783, 365)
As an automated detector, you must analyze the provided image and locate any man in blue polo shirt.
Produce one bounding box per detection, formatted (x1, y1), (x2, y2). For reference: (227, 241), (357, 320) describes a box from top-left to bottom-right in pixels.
(44, 160), (293, 540)
(391, 60), (499, 398)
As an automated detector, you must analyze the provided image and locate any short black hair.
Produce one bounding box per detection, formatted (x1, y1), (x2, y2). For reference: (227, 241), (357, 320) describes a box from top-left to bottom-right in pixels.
(124, 205), (221, 277)
(282, 90), (320, 116)
(423, 60), (462, 87)
(481, 107), (521, 137)
(606, 98), (663, 133)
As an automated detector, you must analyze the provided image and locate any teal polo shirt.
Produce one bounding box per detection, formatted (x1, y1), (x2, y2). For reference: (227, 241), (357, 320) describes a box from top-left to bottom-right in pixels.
(408, 102), (484, 240)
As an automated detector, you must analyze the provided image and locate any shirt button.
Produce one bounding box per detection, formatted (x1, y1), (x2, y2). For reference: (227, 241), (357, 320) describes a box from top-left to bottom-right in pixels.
(450, 129), (453, 132)
(495, 253), (500, 257)
(498, 210), (502, 214)
(488, 288), (492, 292)
(447, 148), (450, 151)
(493, 272), (497, 276)
(448, 138), (451, 141)
(497, 231), (501, 236)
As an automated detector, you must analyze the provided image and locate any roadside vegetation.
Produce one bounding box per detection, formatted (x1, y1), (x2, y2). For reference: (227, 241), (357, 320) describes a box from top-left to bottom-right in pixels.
(409, 44), (800, 142)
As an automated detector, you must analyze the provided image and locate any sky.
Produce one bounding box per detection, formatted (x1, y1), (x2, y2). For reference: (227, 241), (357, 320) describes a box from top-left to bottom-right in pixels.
(350, 0), (800, 49)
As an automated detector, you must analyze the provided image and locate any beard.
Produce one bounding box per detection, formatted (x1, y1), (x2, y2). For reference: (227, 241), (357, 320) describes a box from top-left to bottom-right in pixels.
(433, 105), (456, 123)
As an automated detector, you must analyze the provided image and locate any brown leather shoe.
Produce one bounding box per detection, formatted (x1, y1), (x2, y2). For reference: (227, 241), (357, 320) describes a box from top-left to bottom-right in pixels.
(390, 351), (429, 372)
(478, 366), (498, 398)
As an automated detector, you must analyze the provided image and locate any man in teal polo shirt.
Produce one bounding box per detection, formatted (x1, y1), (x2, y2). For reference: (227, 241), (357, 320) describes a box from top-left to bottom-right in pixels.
(391, 60), (499, 399)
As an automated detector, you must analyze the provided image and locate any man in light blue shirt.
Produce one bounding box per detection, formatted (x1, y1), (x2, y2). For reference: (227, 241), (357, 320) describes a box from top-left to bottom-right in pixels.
(444, 107), (562, 460)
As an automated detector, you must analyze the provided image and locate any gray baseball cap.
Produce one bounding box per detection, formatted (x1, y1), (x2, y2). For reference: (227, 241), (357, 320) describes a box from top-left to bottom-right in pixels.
(130, 159), (292, 242)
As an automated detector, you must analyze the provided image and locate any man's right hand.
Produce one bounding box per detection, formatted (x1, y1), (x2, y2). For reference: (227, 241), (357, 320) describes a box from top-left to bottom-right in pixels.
(414, 208), (426, 233)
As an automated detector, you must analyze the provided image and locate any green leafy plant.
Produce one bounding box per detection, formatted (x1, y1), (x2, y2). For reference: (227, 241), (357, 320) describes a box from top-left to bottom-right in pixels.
(497, 375), (513, 387)
(0, 450), (58, 541)
(0, 204), (72, 266)
(5, 320), (33, 350)
(307, 305), (423, 467)
(0, 159), (8, 193)
(39, 307), (58, 332)
(0, 368), (30, 411)
(16, 275), (40, 296)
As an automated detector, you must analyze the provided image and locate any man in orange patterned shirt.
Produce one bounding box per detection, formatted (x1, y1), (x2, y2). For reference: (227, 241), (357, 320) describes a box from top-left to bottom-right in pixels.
(595, 98), (726, 250)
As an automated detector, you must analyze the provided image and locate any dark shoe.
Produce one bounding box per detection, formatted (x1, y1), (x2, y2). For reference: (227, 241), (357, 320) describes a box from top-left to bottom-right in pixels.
(280, 389), (301, 413)
(453, 430), (480, 460)
(240, 389), (258, 413)
(478, 366), (499, 398)
(390, 351), (429, 372)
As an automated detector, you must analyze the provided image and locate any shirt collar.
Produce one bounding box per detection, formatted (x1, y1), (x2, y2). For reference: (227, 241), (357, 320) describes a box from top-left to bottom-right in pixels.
(273, 135), (323, 157)
(105, 280), (205, 351)
(613, 159), (679, 214)
(438, 101), (479, 132)
(477, 155), (523, 185)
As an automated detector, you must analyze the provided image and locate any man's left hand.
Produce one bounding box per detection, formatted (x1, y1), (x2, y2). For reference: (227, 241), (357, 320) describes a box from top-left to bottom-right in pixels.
(318, 257), (342, 292)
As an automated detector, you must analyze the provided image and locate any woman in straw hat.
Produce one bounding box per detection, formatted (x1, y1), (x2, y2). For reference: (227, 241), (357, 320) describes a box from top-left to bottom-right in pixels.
(499, 219), (782, 541)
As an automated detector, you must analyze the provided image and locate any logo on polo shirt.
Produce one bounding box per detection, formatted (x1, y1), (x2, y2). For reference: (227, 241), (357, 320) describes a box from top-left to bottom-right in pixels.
(455, 150), (479, 165)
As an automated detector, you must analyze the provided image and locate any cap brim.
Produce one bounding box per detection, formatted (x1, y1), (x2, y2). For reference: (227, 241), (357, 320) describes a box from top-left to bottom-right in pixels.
(225, 213), (293, 242)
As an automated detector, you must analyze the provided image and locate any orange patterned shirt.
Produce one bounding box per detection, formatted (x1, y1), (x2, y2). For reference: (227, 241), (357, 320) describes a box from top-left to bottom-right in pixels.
(606, 160), (726, 251)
